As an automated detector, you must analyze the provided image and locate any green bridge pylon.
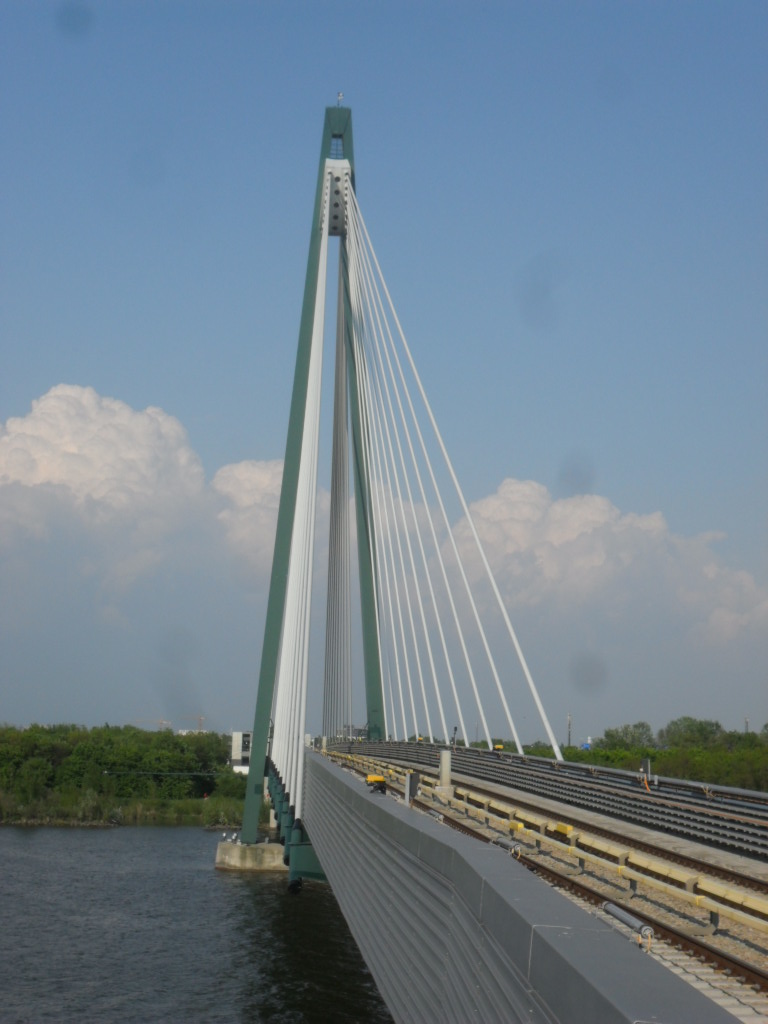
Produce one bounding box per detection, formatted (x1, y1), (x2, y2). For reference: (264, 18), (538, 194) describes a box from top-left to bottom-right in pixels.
(241, 106), (385, 850)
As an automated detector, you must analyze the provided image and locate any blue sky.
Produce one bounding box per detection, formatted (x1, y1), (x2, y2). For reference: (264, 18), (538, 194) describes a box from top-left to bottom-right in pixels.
(1, 2), (766, 742)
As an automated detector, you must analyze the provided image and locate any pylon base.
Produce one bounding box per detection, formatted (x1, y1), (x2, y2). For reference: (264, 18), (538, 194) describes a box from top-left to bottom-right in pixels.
(215, 840), (288, 872)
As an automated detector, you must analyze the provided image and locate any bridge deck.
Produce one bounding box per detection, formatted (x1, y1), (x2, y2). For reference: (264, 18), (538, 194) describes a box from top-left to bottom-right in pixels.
(303, 750), (739, 1024)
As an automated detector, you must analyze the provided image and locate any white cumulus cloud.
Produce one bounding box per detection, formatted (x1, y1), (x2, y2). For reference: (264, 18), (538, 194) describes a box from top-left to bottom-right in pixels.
(455, 479), (666, 604)
(0, 384), (205, 521)
(212, 460), (283, 574)
(1, 386), (765, 733)
(0, 385), (211, 589)
(456, 478), (767, 648)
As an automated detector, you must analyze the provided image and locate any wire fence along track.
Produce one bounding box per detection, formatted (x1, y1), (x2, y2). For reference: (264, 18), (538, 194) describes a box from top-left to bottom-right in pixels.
(327, 750), (768, 1007)
(335, 742), (768, 859)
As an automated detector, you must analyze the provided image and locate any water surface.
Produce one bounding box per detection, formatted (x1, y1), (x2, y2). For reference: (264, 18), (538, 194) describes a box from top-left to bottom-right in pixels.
(0, 827), (392, 1023)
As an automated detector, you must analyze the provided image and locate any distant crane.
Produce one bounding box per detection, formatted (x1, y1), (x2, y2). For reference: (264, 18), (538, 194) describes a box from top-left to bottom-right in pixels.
(181, 715), (206, 732)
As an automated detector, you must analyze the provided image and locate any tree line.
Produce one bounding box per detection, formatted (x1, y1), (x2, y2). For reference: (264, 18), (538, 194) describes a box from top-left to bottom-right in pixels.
(0, 723), (247, 826)
(522, 716), (768, 791)
(3, 716), (766, 827)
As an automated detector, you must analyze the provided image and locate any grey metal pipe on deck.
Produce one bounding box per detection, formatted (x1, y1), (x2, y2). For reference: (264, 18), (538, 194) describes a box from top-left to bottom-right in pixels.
(602, 902), (654, 940)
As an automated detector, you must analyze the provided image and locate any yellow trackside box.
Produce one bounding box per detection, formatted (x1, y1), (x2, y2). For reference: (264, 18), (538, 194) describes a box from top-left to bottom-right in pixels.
(366, 774), (387, 794)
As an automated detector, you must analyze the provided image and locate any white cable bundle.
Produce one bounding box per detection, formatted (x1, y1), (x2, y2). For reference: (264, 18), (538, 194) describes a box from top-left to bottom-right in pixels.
(271, 170), (332, 816)
(341, 188), (562, 759)
(273, 159), (562, 801)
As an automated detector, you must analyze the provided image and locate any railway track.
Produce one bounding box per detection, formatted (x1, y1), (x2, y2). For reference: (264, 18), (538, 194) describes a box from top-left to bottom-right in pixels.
(445, 771), (768, 897)
(328, 749), (768, 1019)
(432, 804), (768, 993)
(346, 741), (768, 859)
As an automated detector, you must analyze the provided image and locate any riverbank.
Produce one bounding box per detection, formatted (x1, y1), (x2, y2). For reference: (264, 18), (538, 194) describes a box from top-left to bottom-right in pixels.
(0, 724), (255, 827)
(0, 794), (256, 828)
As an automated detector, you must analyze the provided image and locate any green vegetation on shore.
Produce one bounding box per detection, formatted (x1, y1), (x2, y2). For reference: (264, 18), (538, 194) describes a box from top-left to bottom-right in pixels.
(517, 716), (768, 791)
(4, 716), (766, 829)
(0, 723), (253, 827)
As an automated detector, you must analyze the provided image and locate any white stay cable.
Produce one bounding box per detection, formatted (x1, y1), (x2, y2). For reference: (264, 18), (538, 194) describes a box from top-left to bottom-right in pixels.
(348, 191), (481, 746)
(347, 209), (435, 742)
(350, 200), (498, 753)
(347, 224), (410, 738)
(342, 222), (391, 741)
(292, 170), (331, 814)
(358, 297), (422, 741)
(364, 385), (408, 740)
(347, 194), (466, 745)
(349, 191), (565, 756)
(323, 252), (352, 741)
(274, 170), (331, 812)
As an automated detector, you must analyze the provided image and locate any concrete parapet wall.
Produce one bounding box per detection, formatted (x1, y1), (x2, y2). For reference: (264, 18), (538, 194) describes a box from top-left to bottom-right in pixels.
(303, 751), (736, 1024)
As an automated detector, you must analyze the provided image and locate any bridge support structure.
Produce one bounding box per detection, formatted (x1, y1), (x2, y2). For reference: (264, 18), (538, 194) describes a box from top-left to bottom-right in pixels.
(218, 104), (741, 1021)
(240, 106), (385, 861)
(237, 103), (566, 872)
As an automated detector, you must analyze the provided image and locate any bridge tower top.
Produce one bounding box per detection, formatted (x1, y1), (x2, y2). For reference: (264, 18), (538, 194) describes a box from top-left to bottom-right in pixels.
(319, 105), (355, 181)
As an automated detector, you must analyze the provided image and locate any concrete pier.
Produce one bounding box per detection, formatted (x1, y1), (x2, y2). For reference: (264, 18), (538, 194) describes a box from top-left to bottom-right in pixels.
(215, 839), (288, 872)
(434, 747), (454, 801)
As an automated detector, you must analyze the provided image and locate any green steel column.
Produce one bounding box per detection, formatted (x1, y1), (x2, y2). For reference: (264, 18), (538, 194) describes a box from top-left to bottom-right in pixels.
(241, 107), (356, 842)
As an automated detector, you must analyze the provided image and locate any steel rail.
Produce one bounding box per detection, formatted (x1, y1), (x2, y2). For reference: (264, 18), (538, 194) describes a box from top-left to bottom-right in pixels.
(370, 751), (768, 897)
(341, 751), (768, 908)
(499, 839), (768, 995)
(467, 757), (768, 844)
(338, 742), (768, 858)
(454, 772), (768, 897)
(348, 741), (768, 816)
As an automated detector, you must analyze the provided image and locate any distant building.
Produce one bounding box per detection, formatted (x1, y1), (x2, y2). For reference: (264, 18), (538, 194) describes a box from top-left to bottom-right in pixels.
(329, 725), (368, 742)
(231, 731), (251, 774)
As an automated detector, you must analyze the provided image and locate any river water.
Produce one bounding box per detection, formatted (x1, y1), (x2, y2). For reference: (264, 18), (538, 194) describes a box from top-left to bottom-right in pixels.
(0, 826), (392, 1023)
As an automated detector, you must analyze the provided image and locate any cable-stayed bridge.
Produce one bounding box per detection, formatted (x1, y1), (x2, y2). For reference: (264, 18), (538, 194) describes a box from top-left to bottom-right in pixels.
(217, 108), (751, 1023)
(240, 105), (562, 842)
